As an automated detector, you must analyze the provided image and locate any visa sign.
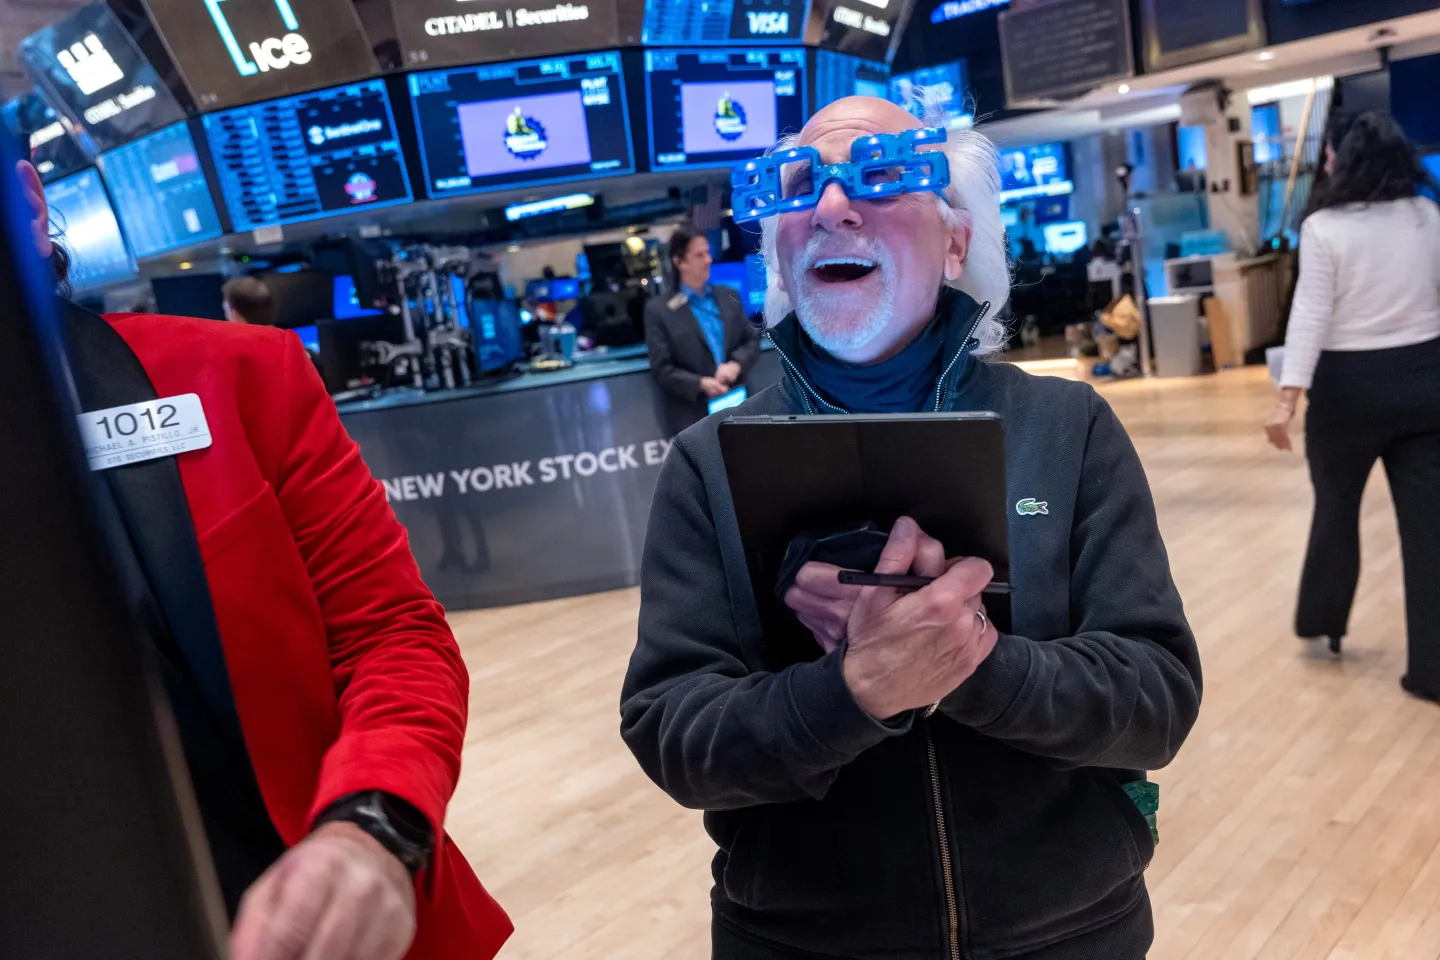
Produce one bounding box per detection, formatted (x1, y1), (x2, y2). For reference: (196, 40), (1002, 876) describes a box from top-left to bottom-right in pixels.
(747, 11), (790, 35)
(205, 0), (313, 76)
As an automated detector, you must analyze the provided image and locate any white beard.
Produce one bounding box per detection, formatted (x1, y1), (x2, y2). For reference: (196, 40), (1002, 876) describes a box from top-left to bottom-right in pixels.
(788, 233), (896, 355)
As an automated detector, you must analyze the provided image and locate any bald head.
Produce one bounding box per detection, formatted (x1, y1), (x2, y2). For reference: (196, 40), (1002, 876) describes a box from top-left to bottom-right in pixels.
(796, 97), (926, 165)
(767, 95), (967, 363)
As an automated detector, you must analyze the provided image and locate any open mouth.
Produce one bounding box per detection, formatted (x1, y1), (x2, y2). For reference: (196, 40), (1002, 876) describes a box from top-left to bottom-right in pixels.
(810, 257), (879, 284)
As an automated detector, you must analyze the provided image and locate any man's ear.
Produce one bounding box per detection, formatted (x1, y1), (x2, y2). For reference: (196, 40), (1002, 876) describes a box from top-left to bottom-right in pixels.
(15, 161), (52, 260)
(942, 218), (972, 284)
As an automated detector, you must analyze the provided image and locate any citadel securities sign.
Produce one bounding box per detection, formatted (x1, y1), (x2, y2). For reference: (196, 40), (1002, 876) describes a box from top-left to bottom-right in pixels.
(393, 0), (620, 67)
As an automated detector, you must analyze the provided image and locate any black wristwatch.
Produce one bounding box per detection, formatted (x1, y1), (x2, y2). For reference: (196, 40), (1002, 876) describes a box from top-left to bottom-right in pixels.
(314, 791), (435, 876)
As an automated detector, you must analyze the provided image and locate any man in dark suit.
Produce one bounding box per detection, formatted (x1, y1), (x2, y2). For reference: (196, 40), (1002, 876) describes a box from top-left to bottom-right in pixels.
(644, 225), (761, 435)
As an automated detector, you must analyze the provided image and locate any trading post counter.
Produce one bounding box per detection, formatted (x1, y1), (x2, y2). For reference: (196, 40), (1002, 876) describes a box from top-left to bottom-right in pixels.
(336, 347), (783, 610)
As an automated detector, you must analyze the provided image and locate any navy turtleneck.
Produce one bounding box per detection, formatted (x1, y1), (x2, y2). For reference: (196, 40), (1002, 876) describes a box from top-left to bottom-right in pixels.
(796, 288), (964, 414)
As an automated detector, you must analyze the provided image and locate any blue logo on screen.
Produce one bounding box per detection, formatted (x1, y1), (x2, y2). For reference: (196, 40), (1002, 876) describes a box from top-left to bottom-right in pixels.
(714, 93), (748, 142)
(504, 106), (548, 160)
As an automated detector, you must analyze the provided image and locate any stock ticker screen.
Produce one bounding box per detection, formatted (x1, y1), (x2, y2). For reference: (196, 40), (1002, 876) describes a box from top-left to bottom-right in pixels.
(410, 51), (634, 199)
(645, 49), (806, 170)
(812, 49), (889, 110)
(643, 0), (810, 44)
(202, 79), (412, 232)
(43, 168), (136, 292)
(99, 122), (224, 258)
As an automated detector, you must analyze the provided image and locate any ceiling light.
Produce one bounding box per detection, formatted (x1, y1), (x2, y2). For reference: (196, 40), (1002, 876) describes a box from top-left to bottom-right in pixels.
(1118, 84), (1131, 94)
(178, 261), (193, 270)
(1257, 51), (1275, 61)
(506, 244), (521, 253)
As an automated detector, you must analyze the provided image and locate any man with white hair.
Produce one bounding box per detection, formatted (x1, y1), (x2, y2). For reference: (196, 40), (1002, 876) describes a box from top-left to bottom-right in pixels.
(620, 96), (1201, 959)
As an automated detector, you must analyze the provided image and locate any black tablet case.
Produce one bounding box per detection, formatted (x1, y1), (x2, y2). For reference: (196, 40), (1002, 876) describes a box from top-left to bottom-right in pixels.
(720, 414), (1010, 666)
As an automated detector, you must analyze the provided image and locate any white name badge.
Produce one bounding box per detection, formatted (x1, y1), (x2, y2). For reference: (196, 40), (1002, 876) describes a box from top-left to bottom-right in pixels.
(76, 394), (213, 472)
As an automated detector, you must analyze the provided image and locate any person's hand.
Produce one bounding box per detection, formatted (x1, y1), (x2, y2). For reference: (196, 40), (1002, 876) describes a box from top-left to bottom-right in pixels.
(1265, 400), (1296, 451)
(699, 376), (729, 399)
(715, 361), (743, 386)
(784, 562), (863, 653)
(231, 822), (417, 960)
(842, 517), (997, 720)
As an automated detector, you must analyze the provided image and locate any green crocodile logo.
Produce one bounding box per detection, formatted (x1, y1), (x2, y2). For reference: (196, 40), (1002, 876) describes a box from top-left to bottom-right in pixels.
(1016, 498), (1049, 516)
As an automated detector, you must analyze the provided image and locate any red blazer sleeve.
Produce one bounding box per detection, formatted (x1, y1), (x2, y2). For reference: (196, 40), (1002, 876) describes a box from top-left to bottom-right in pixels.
(264, 335), (468, 868)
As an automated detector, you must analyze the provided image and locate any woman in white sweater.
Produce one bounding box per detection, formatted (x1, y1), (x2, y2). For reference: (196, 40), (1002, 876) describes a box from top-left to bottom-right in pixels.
(1266, 111), (1440, 704)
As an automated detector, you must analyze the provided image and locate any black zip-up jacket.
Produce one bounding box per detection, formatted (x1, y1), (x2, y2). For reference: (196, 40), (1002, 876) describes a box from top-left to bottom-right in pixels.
(620, 291), (1203, 959)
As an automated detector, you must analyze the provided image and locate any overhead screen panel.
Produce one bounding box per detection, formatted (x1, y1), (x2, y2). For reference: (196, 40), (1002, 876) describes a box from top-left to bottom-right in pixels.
(2, 90), (92, 183)
(140, 0), (378, 111)
(99, 122), (224, 259)
(43, 168), (137, 292)
(410, 51), (634, 199)
(203, 78), (412, 232)
(19, 3), (186, 153)
(394, 0), (621, 69)
(812, 49), (888, 110)
(646, 49), (805, 171)
(643, 0), (810, 44)
(817, 0), (908, 62)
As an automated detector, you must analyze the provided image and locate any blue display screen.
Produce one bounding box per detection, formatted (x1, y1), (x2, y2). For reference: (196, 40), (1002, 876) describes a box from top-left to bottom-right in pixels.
(644, 0), (809, 44)
(743, 253), (767, 314)
(1251, 103), (1283, 164)
(43, 168), (135, 292)
(646, 49), (806, 170)
(468, 298), (524, 372)
(890, 60), (970, 123)
(526, 277), (581, 302)
(1177, 126), (1208, 170)
(997, 142), (1071, 203)
(333, 273), (382, 318)
(409, 52), (634, 200)
(708, 261), (747, 311)
(291, 324), (320, 354)
(202, 79), (412, 231)
(813, 50), (890, 110)
(98, 123), (223, 259)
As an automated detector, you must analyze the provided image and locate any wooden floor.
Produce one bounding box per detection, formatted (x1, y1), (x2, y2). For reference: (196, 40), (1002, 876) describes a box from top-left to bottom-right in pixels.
(445, 366), (1440, 960)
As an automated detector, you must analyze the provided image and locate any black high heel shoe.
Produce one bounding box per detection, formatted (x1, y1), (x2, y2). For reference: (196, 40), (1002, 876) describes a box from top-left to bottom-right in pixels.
(1327, 635), (1343, 655)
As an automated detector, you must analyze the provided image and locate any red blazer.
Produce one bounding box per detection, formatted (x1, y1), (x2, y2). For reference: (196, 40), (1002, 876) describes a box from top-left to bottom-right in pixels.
(103, 311), (512, 959)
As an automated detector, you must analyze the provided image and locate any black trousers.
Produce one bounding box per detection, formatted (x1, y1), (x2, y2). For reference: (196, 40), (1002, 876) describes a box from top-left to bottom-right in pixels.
(1298, 337), (1440, 694)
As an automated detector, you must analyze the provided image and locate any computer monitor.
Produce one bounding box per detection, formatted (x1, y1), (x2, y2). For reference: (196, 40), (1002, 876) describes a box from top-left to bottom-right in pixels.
(466, 298), (525, 373)
(743, 253), (768, 315)
(998, 142), (1072, 204)
(98, 123), (223, 260)
(43, 168), (135, 292)
(1042, 221), (1089, 257)
(256, 271), (334, 329)
(890, 60), (971, 124)
(152, 273), (225, 320)
(202, 79), (412, 232)
(709, 261), (748, 310)
(409, 52), (633, 200)
(645, 49), (806, 170)
(813, 50), (889, 110)
(333, 273), (383, 319)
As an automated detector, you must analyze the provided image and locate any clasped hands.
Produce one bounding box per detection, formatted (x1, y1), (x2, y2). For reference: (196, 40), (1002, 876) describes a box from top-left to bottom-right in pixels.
(783, 516), (998, 720)
(701, 361), (743, 399)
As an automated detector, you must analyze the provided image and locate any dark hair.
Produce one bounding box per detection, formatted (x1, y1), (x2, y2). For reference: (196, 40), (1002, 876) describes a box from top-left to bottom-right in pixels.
(51, 241), (72, 299)
(665, 224), (705, 290)
(1306, 111), (1440, 219)
(222, 276), (276, 326)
